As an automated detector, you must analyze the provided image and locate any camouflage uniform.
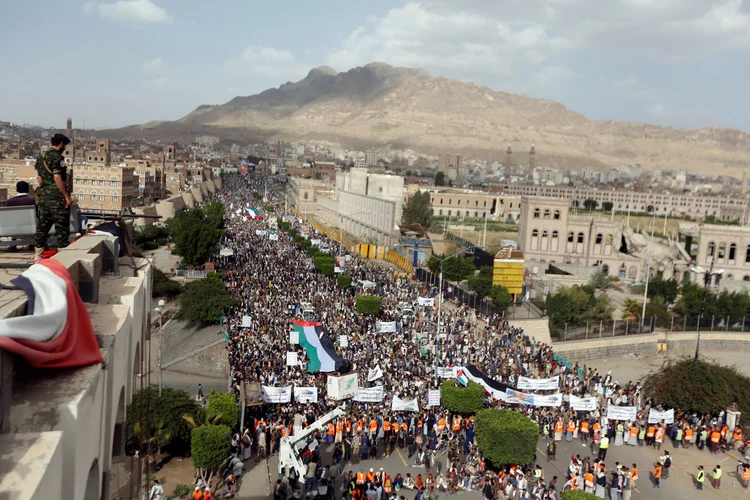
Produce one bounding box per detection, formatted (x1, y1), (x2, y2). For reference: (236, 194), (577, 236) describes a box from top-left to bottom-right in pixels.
(35, 148), (70, 249)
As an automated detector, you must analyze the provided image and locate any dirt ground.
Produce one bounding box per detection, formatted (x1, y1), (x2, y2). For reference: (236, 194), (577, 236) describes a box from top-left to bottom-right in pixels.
(153, 456), (200, 497)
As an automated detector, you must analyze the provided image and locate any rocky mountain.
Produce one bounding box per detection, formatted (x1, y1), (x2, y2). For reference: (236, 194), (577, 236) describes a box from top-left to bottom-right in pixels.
(111, 62), (750, 175)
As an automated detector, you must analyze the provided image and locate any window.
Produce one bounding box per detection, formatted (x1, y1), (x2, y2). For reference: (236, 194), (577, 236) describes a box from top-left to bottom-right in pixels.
(718, 243), (726, 259)
(744, 275), (750, 282)
(568, 232), (574, 243)
(745, 245), (750, 263)
(553, 210), (560, 220)
(605, 234), (613, 246)
(729, 243), (736, 260)
(439, 209), (443, 216)
(577, 232), (584, 243)
(110, 180), (119, 187)
(474, 211), (478, 217)
(533, 208), (540, 218)
(708, 241), (715, 257)
(448, 210), (451, 216)
(543, 209), (550, 219)
(595, 233), (603, 245)
(112, 196), (119, 202)
(552, 231), (558, 239)
(448, 199), (452, 205)
(78, 194), (85, 201)
(532, 230), (539, 237)
(440, 198), (443, 204)
(483, 201), (487, 207)
(542, 230), (548, 238)
(457, 199), (461, 205)
(475, 200), (478, 206)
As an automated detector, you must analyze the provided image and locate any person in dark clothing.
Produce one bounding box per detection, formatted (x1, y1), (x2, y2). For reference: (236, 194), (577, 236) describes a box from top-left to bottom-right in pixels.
(5, 181), (35, 207)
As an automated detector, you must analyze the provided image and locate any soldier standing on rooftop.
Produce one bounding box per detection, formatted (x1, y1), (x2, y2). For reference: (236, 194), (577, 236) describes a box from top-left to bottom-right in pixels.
(35, 133), (74, 260)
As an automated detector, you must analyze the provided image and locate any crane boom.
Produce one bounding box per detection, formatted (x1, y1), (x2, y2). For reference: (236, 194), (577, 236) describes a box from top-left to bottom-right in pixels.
(278, 407), (346, 479)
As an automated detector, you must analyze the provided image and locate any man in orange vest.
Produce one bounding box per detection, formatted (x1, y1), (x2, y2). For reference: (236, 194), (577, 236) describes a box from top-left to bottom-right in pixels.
(366, 467), (376, 484)
(631, 463), (639, 488)
(580, 421), (590, 444)
(566, 420), (576, 442)
(710, 428), (722, 454)
(384, 474), (393, 495)
(327, 422), (335, 444)
(740, 463), (750, 488)
(653, 462), (662, 488)
(356, 468), (367, 493)
(453, 416), (461, 432)
(732, 427), (743, 449)
(646, 425), (656, 447)
(584, 469), (595, 493)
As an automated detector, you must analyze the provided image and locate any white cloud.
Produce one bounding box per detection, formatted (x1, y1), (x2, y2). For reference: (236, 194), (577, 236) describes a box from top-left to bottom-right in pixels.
(225, 45), (307, 78)
(84, 0), (172, 24)
(535, 66), (576, 88)
(612, 76), (640, 88)
(142, 57), (173, 74)
(649, 104), (669, 117)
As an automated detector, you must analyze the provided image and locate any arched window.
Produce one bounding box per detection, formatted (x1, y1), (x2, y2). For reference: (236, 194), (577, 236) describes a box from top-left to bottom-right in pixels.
(595, 233), (603, 245)
(708, 241), (715, 257)
(475, 200), (479, 206)
(457, 199), (461, 205)
(542, 230), (549, 238)
(567, 232), (574, 243)
(448, 199), (452, 205)
(727, 274), (734, 280)
(532, 230), (539, 237)
(465, 210), (470, 216)
(605, 234), (613, 246)
(718, 243), (726, 259)
(552, 231), (559, 239)
(448, 210), (452, 216)
(543, 209), (551, 219)
(729, 243), (737, 261)
(553, 210), (560, 220)
(533, 208), (540, 218)
(744, 275), (750, 282)
(577, 232), (584, 243)
(746, 245), (750, 263)
(440, 198), (443, 204)
(439, 209), (443, 216)
(474, 211), (478, 217)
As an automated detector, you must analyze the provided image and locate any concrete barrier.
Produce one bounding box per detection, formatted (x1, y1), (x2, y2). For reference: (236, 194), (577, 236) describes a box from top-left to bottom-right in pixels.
(552, 333), (659, 360)
(660, 331), (750, 353)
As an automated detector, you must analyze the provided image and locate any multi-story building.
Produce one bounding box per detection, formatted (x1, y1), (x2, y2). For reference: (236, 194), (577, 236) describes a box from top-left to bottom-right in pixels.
(404, 185), (521, 221)
(439, 154), (462, 175)
(694, 224), (750, 284)
(72, 164), (136, 212)
(506, 184), (748, 221)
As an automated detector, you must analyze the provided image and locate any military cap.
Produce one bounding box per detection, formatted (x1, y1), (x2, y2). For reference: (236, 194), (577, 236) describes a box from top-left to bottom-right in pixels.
(51, 133), (71, 145)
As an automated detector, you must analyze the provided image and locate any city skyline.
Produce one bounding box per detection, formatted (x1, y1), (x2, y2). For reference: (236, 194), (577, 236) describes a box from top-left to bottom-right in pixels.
(3, 0), (750, 131)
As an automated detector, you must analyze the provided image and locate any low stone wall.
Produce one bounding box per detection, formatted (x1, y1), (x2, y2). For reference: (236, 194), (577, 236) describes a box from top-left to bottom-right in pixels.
(552, 333), (658, 361)
(167, 341), (228, 379)
(660, 332), (750, 353)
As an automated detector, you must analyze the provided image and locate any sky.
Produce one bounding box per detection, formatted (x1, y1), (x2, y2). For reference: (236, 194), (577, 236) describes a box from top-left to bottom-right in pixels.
(2, 0), (750, 131)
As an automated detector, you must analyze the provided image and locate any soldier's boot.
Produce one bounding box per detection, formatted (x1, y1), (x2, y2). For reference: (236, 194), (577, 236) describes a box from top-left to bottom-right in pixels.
(33, 247), (44, 263)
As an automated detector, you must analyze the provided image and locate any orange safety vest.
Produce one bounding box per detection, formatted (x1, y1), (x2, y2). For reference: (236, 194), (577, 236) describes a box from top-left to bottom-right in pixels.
(369, 420), (377, 433)
(346, 421), (352, 433)
(654, 466), (662, 479)
(733, 429), (743, 441)
(646, 426), (655, 438)
(327, 423), (335, 435)
(555, 421), (564, 433)
(630, 427), (638, 439)
(280, 425), (287, 437)
(383, 421), (391, 432)
(593, 422), (601, 433)
(655, 428), (664, 441)
(581, 422), (590, 434)
(384, 479), (392, 494)
(584, 473), (594, 489)
(366, 472), (375, 483)
(453, 417), (461, 431)
(193, 491), (203, 500)
(567, 421), (575, 433)
(401, 423), (407, 431)
(632, 468), (638, 481)
(743, 468), (750, 481)
(336, 421), (344, 433)
(438, 418), (447, 430)
(711, 431), (721, 443)
(685, 428), (693, 439)
(570, 474), (579, 490)
(356, 472), (366, 485)
(357, 421), (364, 434)
(721, 426), (728, 438)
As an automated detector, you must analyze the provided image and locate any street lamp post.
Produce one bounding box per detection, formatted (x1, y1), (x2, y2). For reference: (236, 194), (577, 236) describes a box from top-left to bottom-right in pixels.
(432, 245), (483, 383)
(691, 259), (724, 362)
(154, 299), (166, 396)
(640, 211), (657, 333)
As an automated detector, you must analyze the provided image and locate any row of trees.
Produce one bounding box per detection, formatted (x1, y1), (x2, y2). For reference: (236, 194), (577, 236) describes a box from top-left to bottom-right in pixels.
(545, 284), (615, 327)
(425, 256), (513, 310)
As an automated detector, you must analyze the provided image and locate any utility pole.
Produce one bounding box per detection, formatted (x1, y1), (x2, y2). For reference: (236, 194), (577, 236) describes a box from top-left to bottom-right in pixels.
(640, 212), (656, 333)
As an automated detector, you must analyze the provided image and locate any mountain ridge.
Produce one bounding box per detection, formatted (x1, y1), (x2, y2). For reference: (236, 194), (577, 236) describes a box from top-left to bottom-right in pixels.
(103, 62), (750, 175)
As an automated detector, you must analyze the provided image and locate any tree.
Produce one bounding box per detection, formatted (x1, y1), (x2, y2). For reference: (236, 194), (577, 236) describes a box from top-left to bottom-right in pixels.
(441, 380), (485, 414)
(337, 274), (353, 288)
(602, 201), (614, 213)
(622, 298), (641, 321)
(475, 409), (538, 466)
(175, 273), (238, 324)
(435, 172), (446, 186)
(589, 271), (610, 290)
(402, 190), (433, 228)
(583, 198), (598, 211)
(489, 285), (513, 310)
(648, 277), (679, 304)
(314, 254), (335, 276)
(546, 285), (614, 326)
(356, 295), (382, 315)
(642, 358), (750, 416)
(428, 255), (476, 282)
(168, 206), (225, 267)
(191, 424), (232, 486)
(153, 267), (183, 298)
(206, 391), (239, 430)
(126, 386), (199, 456)
(468, 266), (494, 298)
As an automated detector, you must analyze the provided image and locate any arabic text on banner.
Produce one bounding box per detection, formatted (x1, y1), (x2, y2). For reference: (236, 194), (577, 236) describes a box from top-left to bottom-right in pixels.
(392, 396), (419, 412)
(289, 331), (299, 344)
(427, 389), (441, 407)
(326, 372), (359, 400)
(241, 316), (252, 328)
(606, 404), (638, 421)
(517, 375), (560, 391)
(353, 386), (384, 402)
(437, 366), (457, 379)
(269, 233), (279, 241)
(648, 408), (675, 424)
(532, 393), (563, 407)
(367, 365), (384, 382)
(569, 395), (598, 411)
(417, 297), (435, 307)
(294, 386), (318, 403)
(286, 352), (298, 366)
(255, 230), (266, 236)
(261, 386), (292, 403)
(505, 389), (535, 405)
(338, 335), (348, 348)
(376, 321), (397, 333)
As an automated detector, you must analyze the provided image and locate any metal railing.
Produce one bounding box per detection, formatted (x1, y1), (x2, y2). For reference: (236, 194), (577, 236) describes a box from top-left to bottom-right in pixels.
(173, 269), (207, 279)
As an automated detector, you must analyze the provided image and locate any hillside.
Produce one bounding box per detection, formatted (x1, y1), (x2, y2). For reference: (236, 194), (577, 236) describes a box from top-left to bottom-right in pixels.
(105, 62), (750, 175)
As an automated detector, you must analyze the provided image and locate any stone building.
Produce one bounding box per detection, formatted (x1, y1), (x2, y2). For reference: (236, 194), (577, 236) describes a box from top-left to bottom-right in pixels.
(404, 185), (521, 221)
(72, 164), (137, 212)
(694, 224), (750, 284)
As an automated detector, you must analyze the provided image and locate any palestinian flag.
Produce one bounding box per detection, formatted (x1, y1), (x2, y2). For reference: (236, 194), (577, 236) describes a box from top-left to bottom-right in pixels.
(462, 365), (513, 401)
(246, 207), (262, 220)
(292, 319), (344, 373)
(0, 259), (103, 368)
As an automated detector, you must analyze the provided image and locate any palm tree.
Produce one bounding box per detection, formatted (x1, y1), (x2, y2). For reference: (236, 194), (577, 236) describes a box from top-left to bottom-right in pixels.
(182, 407), (223, 429)
(622, 298), (641, 322)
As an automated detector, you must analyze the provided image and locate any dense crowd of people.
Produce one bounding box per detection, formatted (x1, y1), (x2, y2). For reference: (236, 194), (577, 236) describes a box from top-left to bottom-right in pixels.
(206, 174), (748, 500)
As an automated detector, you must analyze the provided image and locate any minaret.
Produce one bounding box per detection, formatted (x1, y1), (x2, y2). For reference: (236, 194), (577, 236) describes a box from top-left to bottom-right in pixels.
(528, 144), (536, 182)
(505, 145), (512, 181)
(66, 117), (72, 139)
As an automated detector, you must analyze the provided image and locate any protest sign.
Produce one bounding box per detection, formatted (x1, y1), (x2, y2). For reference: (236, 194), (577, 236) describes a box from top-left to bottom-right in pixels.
(569, 395), (598, 411)
(241, 316), (252, 328)
(606, 404), (638, 421)
(353, 386), (384, 403)
(428, 389), (441, 407)
(376, 321), (397, 333)
(286, 352), (298, 367)
(261, 386), (292, 403)
(294, 386), (318, 403)
(326, 372), (359, 400)
(289, 331), (299, 344)
(367, 365), (384, 382)
(437, 366), (457, 379)
(532, 393), (563, 407)
(648, 408), (675, 424)
(338, 335), (348, 348)
(505, 389), (535, 405)
(417, 297), (435, 307)
(517, 376), (560, 391)
(392, 396), (419, 412)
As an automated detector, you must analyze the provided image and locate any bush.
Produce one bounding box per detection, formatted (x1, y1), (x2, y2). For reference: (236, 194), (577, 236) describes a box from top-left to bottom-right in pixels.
(307, 246), (319, 257)
(562, 491), (599, 500)
(489, 285), (513, 310)
(191, 424), (232, 478)
(468, 266), (493, 298)
(175, 273), (238, 324)
(319, 262), (334, 276)
(428, 255), (476, 282)
(126, 386), (199, 456)
(133, 225), (170, 248)
(173, 484), (191, 497)
(475, 409), (538, 466)
(206, 391), (239, 430)
(301, 239), (312, 249)
(141, 240), (158, 251)
(642, 358), (750, 416)
(337, 274), (353, 288)
(252, 191), (262, 200)
(264, 204), (274, 212)
(168, 206), (225, 267)
(441, 380), (485, 414)
(153, 267), (183, 298)
(356, 295), (382, 315)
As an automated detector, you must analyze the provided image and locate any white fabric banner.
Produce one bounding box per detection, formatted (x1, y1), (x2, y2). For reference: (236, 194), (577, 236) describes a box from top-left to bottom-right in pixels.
(437, 366), (457, 379)
(310, 239), (321, 246)
(648, 408), (675, 424)
(376, 321), (397, 333)
(569, 395), (598, 411)
(417, 297), (435, 307)
(338, 335), (348, 348)
(289, 331), (299, 344)
(219, 248), (234, 256)
(367, 365), (384, 382)
(327, 373), (359, 400)
(392, 396), (419, 412)
(606, 404), (638, 421)
(269, 232), (279, 241)
(428, 389), (441, 407)
(255, 230), (267, 236)
(241, 316), (252, 328)
(286, 352), (298, 367)
(294, 386), (318, 403)
(532, 393), (563, 407)
(505, 389), (536, 405)
(517, 376), (560, 391)
(261, 386), (292, 403)
(353, 386), (384, 403)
